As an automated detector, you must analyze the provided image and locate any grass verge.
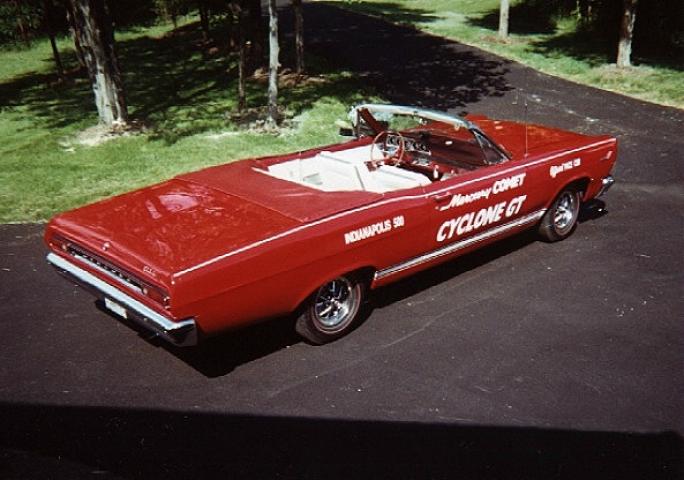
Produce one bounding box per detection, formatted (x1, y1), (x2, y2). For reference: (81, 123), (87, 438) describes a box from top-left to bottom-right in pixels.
(328, 0), (683, 109)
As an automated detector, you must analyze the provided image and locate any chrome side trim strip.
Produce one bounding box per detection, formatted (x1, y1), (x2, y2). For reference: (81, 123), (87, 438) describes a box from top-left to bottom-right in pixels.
(176, 139), (613, 278)
(47, 253), (196, 346)
(374, 209), (546, 281)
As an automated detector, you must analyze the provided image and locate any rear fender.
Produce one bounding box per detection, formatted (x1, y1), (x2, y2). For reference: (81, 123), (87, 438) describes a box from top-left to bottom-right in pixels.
(290, 262), (377, 313)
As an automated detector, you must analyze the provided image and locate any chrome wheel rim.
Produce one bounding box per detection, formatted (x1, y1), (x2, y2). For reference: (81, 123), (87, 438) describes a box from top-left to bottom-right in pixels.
(313, 278), (357, 330)
(553, 191), (578, 235)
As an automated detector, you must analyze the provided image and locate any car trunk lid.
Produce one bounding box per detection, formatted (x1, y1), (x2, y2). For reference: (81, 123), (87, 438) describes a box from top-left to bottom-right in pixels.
(178, 160), (381, 223)
(47, 178), (302, 285)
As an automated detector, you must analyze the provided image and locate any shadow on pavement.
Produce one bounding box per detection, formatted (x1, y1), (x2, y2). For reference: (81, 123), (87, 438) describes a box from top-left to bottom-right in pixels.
(163, 315), (302, 378)
(156, 232), (538, 377)
(287, 3), (514, 111)
(161, 203), (606, 378)
(1, 402), (681, 479)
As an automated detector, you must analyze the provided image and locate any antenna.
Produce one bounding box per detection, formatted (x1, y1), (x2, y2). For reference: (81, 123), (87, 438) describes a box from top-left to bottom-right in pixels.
(514, 69), (530, 158)
(524, 95), (528, 158)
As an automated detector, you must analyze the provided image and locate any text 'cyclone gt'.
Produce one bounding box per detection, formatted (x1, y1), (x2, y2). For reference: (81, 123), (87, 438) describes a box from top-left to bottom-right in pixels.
(45, 104), (617, 346)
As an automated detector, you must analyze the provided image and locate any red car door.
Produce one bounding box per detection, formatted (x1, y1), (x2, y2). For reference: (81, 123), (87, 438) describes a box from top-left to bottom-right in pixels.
(423, 131), (541, 262)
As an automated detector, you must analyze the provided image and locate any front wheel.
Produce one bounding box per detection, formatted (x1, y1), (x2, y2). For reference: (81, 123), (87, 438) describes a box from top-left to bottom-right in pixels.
(538, 187), (581, 242)
(296, 275), (365, 344)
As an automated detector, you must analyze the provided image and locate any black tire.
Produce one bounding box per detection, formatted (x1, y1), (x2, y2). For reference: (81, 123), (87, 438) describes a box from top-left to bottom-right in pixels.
(538, 187), (581, 242)
(295, 274), (365, 345)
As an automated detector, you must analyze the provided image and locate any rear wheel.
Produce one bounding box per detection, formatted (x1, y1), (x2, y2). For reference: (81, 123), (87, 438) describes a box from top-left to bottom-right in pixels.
(538, 187), (581, 242)
(296, 275), (365, 344)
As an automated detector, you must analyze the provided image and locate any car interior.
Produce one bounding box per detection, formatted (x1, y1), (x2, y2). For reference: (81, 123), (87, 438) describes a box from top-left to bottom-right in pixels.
(257, 107), (508, 193)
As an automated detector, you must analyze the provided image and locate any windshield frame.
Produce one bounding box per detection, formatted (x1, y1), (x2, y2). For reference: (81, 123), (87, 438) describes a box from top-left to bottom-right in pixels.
(349, 104), (511, 164)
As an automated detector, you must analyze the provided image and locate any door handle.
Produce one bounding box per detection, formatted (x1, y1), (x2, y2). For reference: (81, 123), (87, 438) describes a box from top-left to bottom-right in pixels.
(431, 192), (453, 204)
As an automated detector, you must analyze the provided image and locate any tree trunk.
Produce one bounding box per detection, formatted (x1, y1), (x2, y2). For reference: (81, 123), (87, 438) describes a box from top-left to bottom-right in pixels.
(65, 0), (87, 69)
(246, 0), (264, 70)
(14, 0), (31, 47)
(616, 0), (638, 68)
(70, 0), (128, 126)
(498, 0), (509, 39)
(292, 0), (304, 74)
(48, 34), (64, 77)
(44, 0), (64, 78)
(235, 3), (246, 112)
(198, 0), (209, 41)
(577, 0), (593, 22)
(267, 0), (279, 125)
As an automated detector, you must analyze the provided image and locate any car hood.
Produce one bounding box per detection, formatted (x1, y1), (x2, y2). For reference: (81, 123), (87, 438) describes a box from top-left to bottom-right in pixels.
(48, 161), (379, 284)
(469, 116), (594, 159)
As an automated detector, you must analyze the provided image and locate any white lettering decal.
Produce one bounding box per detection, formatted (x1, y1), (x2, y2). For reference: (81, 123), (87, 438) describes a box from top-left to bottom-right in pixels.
(550, 158), (581, 178)
(436, 195), (527, 242)
(345, 216), (405, 245)
(492, 173), (526, 194)
(439, 173), (526, 212)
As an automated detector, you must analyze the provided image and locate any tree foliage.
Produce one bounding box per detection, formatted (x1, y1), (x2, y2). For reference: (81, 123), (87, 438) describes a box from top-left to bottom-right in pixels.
(0, 0), (45, 46)
(505, 0), (683, 58)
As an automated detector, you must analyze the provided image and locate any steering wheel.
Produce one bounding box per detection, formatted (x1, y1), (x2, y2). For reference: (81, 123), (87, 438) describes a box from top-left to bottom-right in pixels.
(368, 130), (405, 168)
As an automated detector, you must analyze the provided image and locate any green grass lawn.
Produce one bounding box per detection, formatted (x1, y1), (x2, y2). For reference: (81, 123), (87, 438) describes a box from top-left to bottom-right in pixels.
(2, 6), (680, 223)
(330, 0), (684, 109)
(0, 17), (376, 223)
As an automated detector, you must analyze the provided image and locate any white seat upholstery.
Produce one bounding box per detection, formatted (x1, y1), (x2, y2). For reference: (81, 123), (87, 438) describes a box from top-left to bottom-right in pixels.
(372, 165), (431, 190)
(263, 145), (431, 193)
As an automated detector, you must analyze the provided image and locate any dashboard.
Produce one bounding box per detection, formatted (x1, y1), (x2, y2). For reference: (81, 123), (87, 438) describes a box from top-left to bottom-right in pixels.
(381, 131), (483, 181)
(385, 133), (430, 154)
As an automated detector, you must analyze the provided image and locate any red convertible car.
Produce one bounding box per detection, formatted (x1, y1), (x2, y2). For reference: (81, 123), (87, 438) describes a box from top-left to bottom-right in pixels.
(45, 104), (617, 346)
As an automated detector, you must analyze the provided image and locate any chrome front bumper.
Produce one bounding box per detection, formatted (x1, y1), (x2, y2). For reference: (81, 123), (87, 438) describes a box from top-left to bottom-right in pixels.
(47, 253), (197, 346)
(597, 175), (615, 197)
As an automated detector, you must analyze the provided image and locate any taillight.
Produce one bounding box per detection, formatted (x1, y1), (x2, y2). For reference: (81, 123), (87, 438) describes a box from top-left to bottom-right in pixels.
(49, 234), (70, 253)
(142, 284), (170, 309)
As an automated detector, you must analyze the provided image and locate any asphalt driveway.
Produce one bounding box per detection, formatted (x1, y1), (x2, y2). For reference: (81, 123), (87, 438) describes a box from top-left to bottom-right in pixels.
(1, 4), (682, 479)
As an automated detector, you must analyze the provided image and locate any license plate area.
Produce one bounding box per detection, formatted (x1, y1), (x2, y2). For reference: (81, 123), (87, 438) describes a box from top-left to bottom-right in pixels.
(104, 297), (128, 319)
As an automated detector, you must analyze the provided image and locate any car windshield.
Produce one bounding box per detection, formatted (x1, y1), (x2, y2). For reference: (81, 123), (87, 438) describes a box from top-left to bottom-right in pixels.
(350, 104), (508, 168)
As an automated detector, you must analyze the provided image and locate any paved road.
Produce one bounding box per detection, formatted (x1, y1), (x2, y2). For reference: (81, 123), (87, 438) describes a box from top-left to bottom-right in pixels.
(1, 4), (683, 479)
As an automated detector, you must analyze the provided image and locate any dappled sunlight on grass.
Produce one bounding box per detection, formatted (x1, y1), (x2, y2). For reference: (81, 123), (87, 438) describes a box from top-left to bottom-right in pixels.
(330, 0), (683, 109)
(0, 16), (378, 222)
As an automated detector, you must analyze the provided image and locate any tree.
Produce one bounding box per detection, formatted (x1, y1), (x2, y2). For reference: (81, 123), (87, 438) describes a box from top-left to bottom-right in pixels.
(43, 0), (64, 78)
(14, 0), (33, 47)
(616, 0), (638, 67)
(267, 0), (278, 124)
(6, 0), (42, 47)
(64, 0), (87, 69)
(197, 0), (209, 41)
(243, 0), (264, 71)
(498, 0), (509, 39)
(70, 0), (128, 126)
(292, 0), (303, 74)
(154, 0), (185, 29)
(229, 1), (247, 112)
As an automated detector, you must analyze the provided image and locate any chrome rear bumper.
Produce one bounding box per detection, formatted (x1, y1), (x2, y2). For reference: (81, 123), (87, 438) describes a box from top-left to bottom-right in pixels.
(597, 175), (615, 197)
(47, 253), (197, 346)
